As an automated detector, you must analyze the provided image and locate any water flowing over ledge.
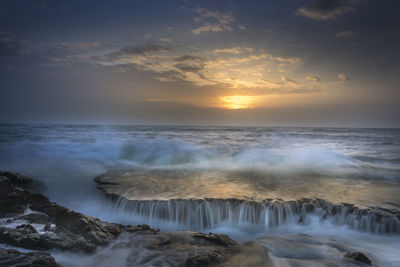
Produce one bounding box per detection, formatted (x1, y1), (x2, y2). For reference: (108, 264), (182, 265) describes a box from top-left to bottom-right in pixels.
(105, 195), (400, 234)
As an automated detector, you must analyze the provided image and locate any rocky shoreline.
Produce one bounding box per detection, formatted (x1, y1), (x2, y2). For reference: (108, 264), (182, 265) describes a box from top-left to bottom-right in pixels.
(0, 171), (375, 266)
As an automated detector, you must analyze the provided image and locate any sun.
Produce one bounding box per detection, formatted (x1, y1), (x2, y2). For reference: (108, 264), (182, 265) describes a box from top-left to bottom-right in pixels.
(220, 95), (256, 109)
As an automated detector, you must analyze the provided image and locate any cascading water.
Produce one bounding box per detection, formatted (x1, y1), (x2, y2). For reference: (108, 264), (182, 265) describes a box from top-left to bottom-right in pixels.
(108, 196), (400, 234)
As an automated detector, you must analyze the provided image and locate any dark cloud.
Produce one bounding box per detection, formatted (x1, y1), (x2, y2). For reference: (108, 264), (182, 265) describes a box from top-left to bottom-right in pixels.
(335, 30), (357, 38)
(296, 0), (360, 20)
(281, 76), (299, 86)
(174, 63), (204, 73)
(173, 55), (206, 73)
(0, 37), (27, 56)
(106, 44), (170, 59)
(175, 55), (205, 62)
(0, 36), (29, 69)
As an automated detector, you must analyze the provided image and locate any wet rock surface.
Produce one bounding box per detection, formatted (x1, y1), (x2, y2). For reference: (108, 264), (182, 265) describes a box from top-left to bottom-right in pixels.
(125, 231), (238, 266)
(345, 252), (372, 265)
(95, 169), (400, 209)
(0, 247), (60, 267)
(0, 171), (123, 253)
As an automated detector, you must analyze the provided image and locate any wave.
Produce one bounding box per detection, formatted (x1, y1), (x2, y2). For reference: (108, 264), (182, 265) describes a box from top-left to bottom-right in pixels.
(115, 138), (399, 181)
(118, 138), (213, 166)
(1, 136), (399, 182)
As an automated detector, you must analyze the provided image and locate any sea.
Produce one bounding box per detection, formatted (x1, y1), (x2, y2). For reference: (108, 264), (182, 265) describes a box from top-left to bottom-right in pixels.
(0, 124), (399, 265)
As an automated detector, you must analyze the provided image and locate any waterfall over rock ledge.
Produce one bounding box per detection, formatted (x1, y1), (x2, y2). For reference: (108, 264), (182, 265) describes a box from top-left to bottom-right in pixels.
(105, 195), (400, 234)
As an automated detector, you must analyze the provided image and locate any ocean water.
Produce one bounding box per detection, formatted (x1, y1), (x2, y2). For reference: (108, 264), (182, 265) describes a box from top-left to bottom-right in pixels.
(1, 124), (400, 265)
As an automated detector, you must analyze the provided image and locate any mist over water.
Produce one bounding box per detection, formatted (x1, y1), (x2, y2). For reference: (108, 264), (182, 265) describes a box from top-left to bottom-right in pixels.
(1, 124), (400, 265)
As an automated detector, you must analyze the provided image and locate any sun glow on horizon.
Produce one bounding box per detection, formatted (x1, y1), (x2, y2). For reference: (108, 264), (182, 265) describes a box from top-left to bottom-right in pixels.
(220, 95), (257, 109)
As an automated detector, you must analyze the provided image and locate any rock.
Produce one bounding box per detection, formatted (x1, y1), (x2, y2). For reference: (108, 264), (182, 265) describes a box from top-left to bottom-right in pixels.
(125, 224), (159, 234)
(298, 214), (305, 224)
(0, 247), (60, 267)
(125, 231), (239, 267)
(192, 232), (237, 247)
(16, 212), (51, 224)
(52, 206), (123, 252)
(345, 252), (372, 265)
(0, 226), (55, 250)
(0, 171), (43, 217)
(44, 223), (52, 231)
(0, 171), (123, 253)
(16, 224), (37, 234)
(302, 203), (315, 213)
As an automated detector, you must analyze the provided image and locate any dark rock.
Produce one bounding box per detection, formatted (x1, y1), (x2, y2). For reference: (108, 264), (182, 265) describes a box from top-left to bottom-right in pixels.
(192, 232), (237, 247)
(298, 215), (305, 224)
(16, 224), (37, 234)
(185, 250), (227, 266)
(16, 212), (51, 224)
(0, 247), (60, 267)
(125, 231), (238, 266)
(0, 171), (49, 218)
(125, 224), (159, 234)
(302, 203), (315, 213)
(44, 223), (52, 231)
(0, 171), (123, 253)
(345, 252), (372, 265)
(0, 226), (55, 250)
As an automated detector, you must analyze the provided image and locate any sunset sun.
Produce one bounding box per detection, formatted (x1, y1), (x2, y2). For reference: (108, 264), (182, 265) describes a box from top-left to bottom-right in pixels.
(220, 95), (256, 109)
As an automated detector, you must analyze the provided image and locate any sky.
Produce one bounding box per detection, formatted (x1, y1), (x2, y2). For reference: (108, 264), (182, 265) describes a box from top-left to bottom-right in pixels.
(0, 0), (399, 127)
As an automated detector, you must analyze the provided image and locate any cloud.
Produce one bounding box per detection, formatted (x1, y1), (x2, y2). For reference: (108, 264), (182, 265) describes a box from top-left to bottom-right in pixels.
(296, 0), (360, 20)
(175, 55), (205, 62)
(192, 23), (231, 35)
(97, 43), (316, 95)
(25, 41), (104, 66)
(274, 56), (300, 64)
(0, 36), (27, 50)
(0, 35), (27, 59)
(193, 8), (233, 25)
(144, 34), (153, 39)
(281, 76), (299, 87)
(174, 63), (204, 73)
(105, 44), (170, 59)
(159, 38), (172, 43)
(335, 30), (357, 38)
(213, 47), (242, 54)
(306, 75), (321, 83)
(192, 8), (233, 35)
(338, 73), (351, 80)
(173, 54), (205, 73)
